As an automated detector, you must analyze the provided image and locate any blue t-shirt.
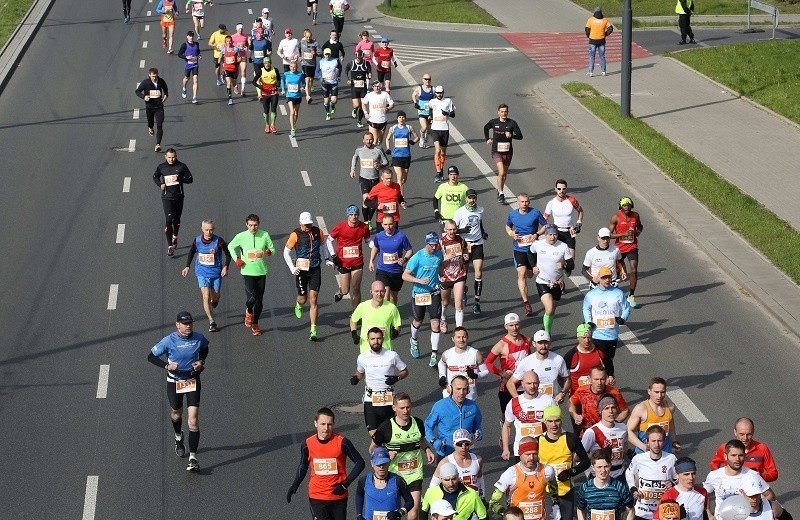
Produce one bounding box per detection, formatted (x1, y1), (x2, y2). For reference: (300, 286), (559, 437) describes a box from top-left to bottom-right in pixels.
(374, 230), (412, 274)
(250, 38), (271, 64)
(506, 208), (546, 252)
(150, 331), (209, 381)
(405, 248), (443, 295)
(390, 124), (412, 158)
(281, 71), (305, 99)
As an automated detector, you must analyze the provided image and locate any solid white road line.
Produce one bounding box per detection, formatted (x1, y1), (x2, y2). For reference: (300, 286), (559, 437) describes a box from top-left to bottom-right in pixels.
(82, 476), (99, 520)
(123, 177), (131, 193)
(316, 216), (351, 299)
(116, 224), (125, 244)
(301, 170), (311, 186)
(133, 108), (139, 119)
(128, 139), (136, 153)
(668, 386), (710, 422)
(96, 365), (110, 398)
(142, 41), (148, 48)
(139, 59), (145, 68)
(107, 284), (119, 310)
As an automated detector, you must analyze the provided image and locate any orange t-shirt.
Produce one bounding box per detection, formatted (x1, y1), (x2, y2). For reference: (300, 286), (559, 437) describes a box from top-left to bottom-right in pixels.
(368, 181), (403, 222)
(306, 433), (347, 500)
(586, 17), (611, 40)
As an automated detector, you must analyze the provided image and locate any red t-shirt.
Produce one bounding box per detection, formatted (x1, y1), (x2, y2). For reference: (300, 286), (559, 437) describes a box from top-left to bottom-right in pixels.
(563, 347), (607, 394)
(709, 439), (778, 481)
(373, 47), (394, 72)
(330, 220), (370, 268)
(570, 385), (628, 435)
(614, 209), (640, 253)
(367, 182), (403, 222)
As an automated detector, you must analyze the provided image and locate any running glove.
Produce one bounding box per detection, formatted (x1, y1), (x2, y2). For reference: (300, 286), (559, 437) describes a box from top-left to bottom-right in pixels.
(350, 375), (360, 385)
(286, 485), (297, 503)
(438, 376), (448, 389)
(332, 482), (348, 495)
(351, 330), (360, 344)
(236, 258), (245, 268)
(386, 511), (402, 520)
(466, 368), (478, 380)
(385, 375), (400, 386)
(390, 327), (399, 339)
(615, 317), (625, 325)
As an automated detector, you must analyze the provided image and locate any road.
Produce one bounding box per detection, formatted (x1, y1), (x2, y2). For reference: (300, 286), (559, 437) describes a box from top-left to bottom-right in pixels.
(0, 0), (797, 517)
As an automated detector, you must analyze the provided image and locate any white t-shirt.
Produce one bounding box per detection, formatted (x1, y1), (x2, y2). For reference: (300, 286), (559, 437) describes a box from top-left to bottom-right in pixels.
(544, 196), (580, 229)
(703, 467), (769, 518)
(582, 421), (628, 477)
(511, 351), (568, 397)
(504, 393), (556, 455)
(583, 245), (622, 279)
(453, 205), (485, 245)
(625, 452), (677, 519)
(362, 91), (394, 123)
(428, 97), (455, 131)
(531, 240), (572, 284)
(277, 37), (300, 64)
(440, 346), (480, 400)
(356, 349), (407, 404)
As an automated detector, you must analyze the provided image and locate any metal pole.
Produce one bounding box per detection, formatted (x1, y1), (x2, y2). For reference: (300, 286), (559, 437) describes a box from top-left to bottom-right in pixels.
(621, 0), (632, 117)
(384, 0), (391, 6)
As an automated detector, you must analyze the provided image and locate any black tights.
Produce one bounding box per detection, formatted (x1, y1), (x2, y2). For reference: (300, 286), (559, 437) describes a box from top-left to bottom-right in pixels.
(243, 275), (266, 324)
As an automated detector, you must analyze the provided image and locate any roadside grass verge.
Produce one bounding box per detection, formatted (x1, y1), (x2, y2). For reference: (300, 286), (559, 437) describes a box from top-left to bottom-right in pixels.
(376, 0), (502, 26)
(0, 0), (34, 50)
(570, 0), (800, 17)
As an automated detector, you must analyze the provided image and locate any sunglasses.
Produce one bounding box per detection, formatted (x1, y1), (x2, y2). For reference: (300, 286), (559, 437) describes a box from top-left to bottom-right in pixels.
(455, 441), (471, 447)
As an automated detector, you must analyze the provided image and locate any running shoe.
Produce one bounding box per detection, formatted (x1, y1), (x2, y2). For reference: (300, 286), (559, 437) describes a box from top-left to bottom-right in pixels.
(356, 122), (365, 128)
(410, 338), (420, 359)
(245, 310), (253, 327)
(124, 16), (130, 23)
(228, 98), (233, 105)
(330, 106), (335, 114)
(368, 221), (374, 232)
(440, 317), (447, 333)
(216, 79), (223, 86)
(208, 322), (219, 332)
(155, 144), (161, 152)
(294, 302), (303, 319)
(196, 34), (201, 40)
(172, 236), (178, 247)
(627, 295), (639, 308)
(351, 108), (357, 118)
(524, 301), (533, 317)
(325, 112), (331, 121)
(187, 457), (200, 472)
(498, 193), (506, 205)
(434, 172), (443, 183)
(334, 291), (344, 302)
(148, 127), (155, 136)
(251, 324), (262, 336)
(264, 124), (270, 133)
(472, 302), (481, 315)
(309, 327), (318, 341)
(290, 130), (296, 137)
(270, 125), (277, 134)
(192, 97), (198, 104)
(211, 299), (218, 309)
(307, 96), (312, 104)
(175, 432), (185, 457)
(233, 85), (239, 95)
(429, 353), (438, 367)
(240, 87), (245, 96)
(167, 48), (174, 54)
(167, 245), (174, 256)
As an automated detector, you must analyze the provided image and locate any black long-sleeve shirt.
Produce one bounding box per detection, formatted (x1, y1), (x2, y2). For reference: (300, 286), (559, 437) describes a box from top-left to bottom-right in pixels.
(135, 76), (169, 109)
(153, 160), (193, 200)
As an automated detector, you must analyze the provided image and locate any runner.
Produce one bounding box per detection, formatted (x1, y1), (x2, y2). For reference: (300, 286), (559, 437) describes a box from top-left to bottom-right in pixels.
(371, 392), (437, 520)
(220, 34), (242, 105)
(505, 193), (547, 317)
(227, 214), (276, 336)
(437, 327), (485, 400)
(428, 85), (456, 183)
(346, 50), (371, 128)
(485, 313), (532, 427)
(530, 224), (573, 334)
(609, 196), (643, 308)
(403, 232), (444, 366)
(627, 377), (681, 454)
(709, 418), (778, 483)
(544, 179), (583, 263)
(385, 111), (419, 194)
(575, 451), (635, 520)
(281, 60), (305, 137)
(231, 24), (250, 95)
(412, 73), (434, 149)
(438, 220), (470, 331)
(425, 375), (483, 456)
(286, 407), (366, 520)
(362, 81), (395, 149)
(582, 227), (627, 288)
(307, 0), (319, 25)
(581, 396), (629, 482)
(351, 327), (409, 438)
(703, 440), (772, 514)
(429, 429), (486, 500)
(284, 212), (326, 341)
(490, 437), (556, 518)
(147, 311), (208, 472)
(253, 56), (281, 134)
(483, 103), (523, 204)
(421, 470), (488, 520)
(184, 0), (207, 40)
(319, 47), (341, 120)
(501, 371), (556, 460)
(453, 189), (487, 315)
(122, 0), (132, 23)
(365, 169), (406, 230)
(276, 27), (300, 72)
(350, 280), (402, 353)
(260, 8), (274, 40)
(207, 24), (229, 86)
(433, 165), (469, 227)
(249, 27), (272, 80)
(653, 458), (708, 520)
(156, 0), (179, 53)
(300, 28), (321, 103)
(350, 131), (389, 228)
(569, 366), (628, 437)
(321, 29), (346, 61)
(369, 214), (413, 304)
(354, 447), (415, 520)
(582, 265), (630, 359)
(327, 205), (371, 307)
(372, 37), (398, 93)
(564, 323), (615, 395)
(152, 148), (192, 256)
(625, 426), (677, 520)
(329, 0), (349, 35)
(355, 30), (375, 61)
(181, 219), (231, 331)
(135, 68), (169, 152)
(178, 31), (201, 103)
(506, 330), (570, 402)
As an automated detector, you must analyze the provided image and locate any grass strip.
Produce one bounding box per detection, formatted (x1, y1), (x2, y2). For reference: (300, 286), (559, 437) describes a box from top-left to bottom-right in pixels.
(376, 0), (502, 26)
(570, 0), (800, 17)
(563, 82), (800, 283)
(0, 0), (35, 50)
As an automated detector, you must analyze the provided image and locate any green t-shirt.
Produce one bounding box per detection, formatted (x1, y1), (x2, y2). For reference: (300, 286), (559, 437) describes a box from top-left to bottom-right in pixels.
(227, 229), (276, 276)
(435, 182), (469, 220)
(351, 300), (402, 353)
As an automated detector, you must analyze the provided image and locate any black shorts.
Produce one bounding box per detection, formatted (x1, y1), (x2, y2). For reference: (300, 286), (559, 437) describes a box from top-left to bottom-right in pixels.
(441, 276), (467, 290)
(620, 249), (639, 262)
(429, 129), (449, 147)
(376, 269), (404, 292)
(498, 390), (512, 417)
(593, 338), (619, 356)
(406, 479), (423, 492)
(411, 291), (442, 322)
(391, 156), (411, 169)
(167, 378), (201, 410)
(557, 230), (576, 250)
(377, 70), (392, 82)
(224, 69), (238, 78)
(307, 0), (318, 5)
(467, 243), (484, 261)
(184, 67), (199, 78)
(351, 86), (367, 99)
(322, 83), (338, 97)
(296, 266), (322, 295)
(369, 121), (387, 131)
(513, 250), (537, 269)
(359, 176), (379, 194)
(337, 264), (364, 274)
(536, 282), (563, 301)
(302, 65), (316, 77)
(364, 401), (395, 430)
(309, 497), (347, 520)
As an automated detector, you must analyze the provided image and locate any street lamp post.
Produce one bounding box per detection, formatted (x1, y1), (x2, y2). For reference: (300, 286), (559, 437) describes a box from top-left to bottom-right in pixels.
(621, 0), (632, 117)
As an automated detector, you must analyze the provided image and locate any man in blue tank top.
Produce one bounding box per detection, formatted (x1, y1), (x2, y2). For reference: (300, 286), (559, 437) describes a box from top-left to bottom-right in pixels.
(355, 447), (414, 520)
(182, 219), (232, 332)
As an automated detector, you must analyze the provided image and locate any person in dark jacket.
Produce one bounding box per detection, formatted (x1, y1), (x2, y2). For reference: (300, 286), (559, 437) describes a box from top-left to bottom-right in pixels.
(152, 148), (193, 256)
(135, 68), (169, 151)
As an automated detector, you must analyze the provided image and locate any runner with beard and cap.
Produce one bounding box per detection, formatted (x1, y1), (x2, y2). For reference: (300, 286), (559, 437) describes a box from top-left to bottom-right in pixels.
(507, 330), (570, 403)
(453, 189), (487, 315)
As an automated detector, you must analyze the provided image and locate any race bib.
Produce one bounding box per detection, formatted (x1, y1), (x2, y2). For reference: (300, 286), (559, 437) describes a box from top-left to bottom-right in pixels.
(414, 292), (432, 306)
(353, 79), (365, 88)
(540, 383), (554, 395)
(577, 375), (590, 387)
(323, 74), (335, 82)
(373, 512), (388, 520)
(303, 51), (314, 60)
(519, 500), (544, 520)
(312, 457), (338, 475)
(163, 174), (179, 186)
(187, 56), (198, 64)
(383, 202), (397, 213)
(517, 234), (535, 246)
(224, 55), (236, 64)
(466, 242), (474, 253)
(342, 246), (360, 259)
(198, 252), (215, 265)
(296, 258), (310, 271)
(520, 422), (544, 437)
(591, 510), (615, 520)
(497, 142), (510, 152)
(288, 84), (300, 92)
(382, 252), (398, 264)
(246, 249), (264, 261)
(175, 379), (197, 394)
(444, 243), (462, 257)
(371, 390), (393, 405)
(253, 50), (264, 58)
(380, 60), (390, 68)
(419, 100), (429, 110)
(395, 456), (419, 474)
(149, 89), (161, 98)
(433, 114), (446, 123)
(595, 317), (615, 328)
(394, 137), (408, 147)
(360, 159), (375, 169)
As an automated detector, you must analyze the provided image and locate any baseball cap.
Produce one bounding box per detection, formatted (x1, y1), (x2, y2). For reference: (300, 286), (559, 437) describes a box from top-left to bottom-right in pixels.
(371, 447), (391, 465)
(577, 322), (593, 337)
(187, 30), (195, 36)
(236, 23), (244, 30)
(543, 404), (562, 421)
(447, 165), (459, 174)
(285, 27), (293, 33)
(504, 312), (520, 325)
(430, 500), (456, 516)
(346, 204), (359, 215)
(434, 85), (444, 93)
(218, 23), (227, 30)
(438, 463), (458, 479)
(176, 311), (194, 323)
(323, 48), (332, 55)
(465, 189), (477, 198)
(741, 478), (767, 497)
(381, 37), (389, 43)
(360, 30), (369, 37)
(544, 224), (559, 235)
(598, 227), (611, 238)
(598, 266), (613, 277)
(533, 330), (551, 343)
(299, 212), (313, 225)
(425, 232), (439, 245)
(452, 428), (473, 445)
(261, 7), (269, 13)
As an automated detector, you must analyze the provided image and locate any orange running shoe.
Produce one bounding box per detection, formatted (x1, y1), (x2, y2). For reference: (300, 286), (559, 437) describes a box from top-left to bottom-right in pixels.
(245, 310), (253, 327)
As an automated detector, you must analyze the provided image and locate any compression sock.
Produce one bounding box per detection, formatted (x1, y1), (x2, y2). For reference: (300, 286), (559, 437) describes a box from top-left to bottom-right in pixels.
(263, 113), (268, 124)
(543, 314), (554, 333)
(362, 206), (370, 221)
(366, 206), (376, 223)
(455, 309), (464, 327)
(269, 112), (276, 125)
(171, 418), (182, 435)
(474, 278), (483, 299)
(431, 331), (441, 353)
(188, 429), (200, 454)
(411, 323), (419, 341)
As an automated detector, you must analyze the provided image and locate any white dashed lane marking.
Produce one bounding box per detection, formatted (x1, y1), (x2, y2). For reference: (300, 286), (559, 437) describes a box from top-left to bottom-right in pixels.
(123, 177), (131, 192)
(107, 284), (119, 310)
(116, 224), (125, 244)
(82, 476), (99, 520)
(142, 41), (148, 49)
(96, 365), (110, 398)
(301, 170), (311, 186)
(668, 387), (710, 422)
(128, 139), (136, 153)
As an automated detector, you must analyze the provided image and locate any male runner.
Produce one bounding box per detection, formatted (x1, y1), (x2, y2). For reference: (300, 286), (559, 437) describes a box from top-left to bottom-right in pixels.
(544, 179), (583, 262)
(425, 376), (483, 457)
(135, 68), (169, 152)
(350, 132), (389, 227)
(483, 103), (523, 204)
(563, 323), (615, 394)
(500, 371), (556, 460)
(570, 367), (628, 436)
(609, 196), (643, 307)
(329, 0), (349, 35)
(227, 214), (275, 336)
(490, 437), (556, 517)
(582, 265), (630, 359)
(403, 232), (444, 366)
(277, 27), (300, 71)
(281, 61), (305, 137)
(437, 327), (485, 401)
(328, 204), (371, 307)
(181, 219), (231, 331)
(453, 189), (487, 315)
(220, 34), (242, 105)
(412, 73), (434, 148)
(350, 280), (402, 353)
(346, 50), (372, 128)
(178, 31), (201, 103)
(369, 214), (412, 304)
(507, 330), (570, 403)
(385, 111), (419, 193)
(530, 224), (573, 334)
(319, 47), (341, 120)
(355, 447), (414, 520)
(366, 169), (406, 231)
(152, 148), (192, 256)
(627, 377), (680, 454)
(582, 227), (626, 288)
(438, 220), (470, 332)
(576, 451), (635, 520)
(581, 396), (629, 482)
(709, 417), (778, 483)
(230, 24), (250, 95)
(185, 0), (207, 39)
(485, 313), (531, 426)
(362, 81), (395, 149)
(433, 165), (468, 226)
(299, 28), (320, 103)
(249, 27), (272, 80)
(626, 425), (677, 520)
(427, 85), (455, 183)
(429, 429), (485, 500)
(207, 24), (228, 85)
(505, 193), (547, 317)
(284, 211), (326, 340)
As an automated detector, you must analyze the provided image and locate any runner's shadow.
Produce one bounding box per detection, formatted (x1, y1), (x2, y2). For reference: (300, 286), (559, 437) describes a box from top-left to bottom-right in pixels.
(633, 320), (716, 345)
(668, 371), (732, 390)
(642, 281), (723, 306)
(171, 139), (246, 150)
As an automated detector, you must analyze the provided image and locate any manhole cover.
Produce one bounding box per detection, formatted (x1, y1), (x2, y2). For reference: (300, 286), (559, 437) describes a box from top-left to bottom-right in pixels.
(331, 402), (363, 415)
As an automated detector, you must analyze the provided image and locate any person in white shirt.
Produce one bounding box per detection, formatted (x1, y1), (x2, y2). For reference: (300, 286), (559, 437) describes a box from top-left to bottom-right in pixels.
(427, 85), (455, 183)
(583, 227), (627, 288)
(276, 27), (300, 71)
(653, 457), (708, 520)
(362, 81), (395, 149)
(544, 179), (584, 267)
(501, 370), (556, 459)
(453, 190), (487, 315)
(530, 224), (573, 335)
(437, 326), (487, 400)
(703, 439), (771, 517)
(506, 329), (570, 403)
(582, 394), (629, 481)
(626, 425), (677, 520)
(430, 428), (486, 498)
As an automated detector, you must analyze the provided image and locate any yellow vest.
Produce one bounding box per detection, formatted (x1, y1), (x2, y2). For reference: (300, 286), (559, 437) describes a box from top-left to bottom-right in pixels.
(538, 433), (574, 496)
(676, 0), (693, 15)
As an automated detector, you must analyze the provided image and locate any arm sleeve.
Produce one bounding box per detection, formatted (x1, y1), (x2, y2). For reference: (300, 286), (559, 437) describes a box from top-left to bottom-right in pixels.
(355, 475), (367, 516)
(217, 238), (232, 267)
(290, 442), (310, 490)
(198, 345), (208, 362)
(178, 43), (188, 59)
(147, 352), (168, 369)
(397, 477), (414, 512)
(184, 239), (198, 268)
(484, 351), (500, 375)
(342, 437), (366, 485)
(283, 247), (295, 271)
(566, 432), (591, 474)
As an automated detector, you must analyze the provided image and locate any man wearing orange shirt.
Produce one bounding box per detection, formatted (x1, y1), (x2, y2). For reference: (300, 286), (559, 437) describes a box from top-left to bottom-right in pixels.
(568, 365), (628, 437)
(709, 417), (778, 483)
(366, 169), (407, 229)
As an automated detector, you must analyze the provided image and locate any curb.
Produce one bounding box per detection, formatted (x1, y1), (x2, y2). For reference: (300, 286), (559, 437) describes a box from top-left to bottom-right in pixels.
(353, 0), (506, 34)
(0, 0), (56, 93)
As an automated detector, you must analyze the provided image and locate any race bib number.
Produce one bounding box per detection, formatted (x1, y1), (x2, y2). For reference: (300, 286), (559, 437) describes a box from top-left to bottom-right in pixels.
(373, 512), (388, 520)
(187, 56), (198, 64)
(288, 84), (300, 92)
(296, 258), (310, 271)
(419, 100), (429, 110)
(382, 252), (398, 264)
(342, 246), (360, 259)
(175, 379), (197, 394)
(466, 242), (474, 253)
(519, 500), (544, 520)
(303, 51), (314, 60)
(383, 202), (397, 213)
(577, 375), (590, 387)
(612, 446), (624, 462)
(520, 422), (544, 437)
(540, 383), (554, 395)
(353, 79), (365, 88)
(149, 89), (161, 98)
(414, 292), (432, 306)
(591, 510), (615, 520)
(198, 252), (215, 266)
(224, 55), (236, 64)
(517, 234), (535, 246)
(394, 137), (408, 147)
(323, 74), (335, 82)
(595, 317), (615, 329)
(312, 457), (338, 475)
(360, 159), (375, 169)
(246, 249), (264, 261)
(380, 60), (390, 68)
(552, 462), (569, 474)
(371, 390), (393, 405)
(444, 243), (462, 257)
(396, 456), (419, 474)
(433, 114), (446, 123)
(497, 142), (511, 152)
(163, 174), (179, 186)
(253, 50), (264, 58)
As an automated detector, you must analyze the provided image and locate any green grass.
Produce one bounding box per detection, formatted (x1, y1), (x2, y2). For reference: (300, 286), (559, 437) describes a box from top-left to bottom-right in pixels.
(563, 82), (800, 283)
(670, 40), (800, 125)
(571, 0), (800, 17)
(376, 0), (502, 26)
(0, 0), (34, 50)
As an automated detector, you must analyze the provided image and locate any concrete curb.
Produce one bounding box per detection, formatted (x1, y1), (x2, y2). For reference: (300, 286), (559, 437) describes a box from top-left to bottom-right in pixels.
(353, 0), (506, 33)
(0, 0), (55, 93)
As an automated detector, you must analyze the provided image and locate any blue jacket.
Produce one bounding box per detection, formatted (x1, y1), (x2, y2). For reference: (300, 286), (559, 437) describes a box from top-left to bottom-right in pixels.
(424, 396), (482, 456)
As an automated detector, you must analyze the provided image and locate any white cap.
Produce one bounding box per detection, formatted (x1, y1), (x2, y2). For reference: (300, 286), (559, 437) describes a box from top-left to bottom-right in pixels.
(598, 227), (611, 238)
(452, 428), (473, 445)
(504, 312), (520, 325)
(438, 462), (458, 478)
(299, 212), (313, 225)
(262, 7), (269, 13)
(236, 23), (244, 29)
(434, 85), (444, 93)
(533, 330), (551, 342)
(430, 500), (456, 516)
(740, 478), (767, 497)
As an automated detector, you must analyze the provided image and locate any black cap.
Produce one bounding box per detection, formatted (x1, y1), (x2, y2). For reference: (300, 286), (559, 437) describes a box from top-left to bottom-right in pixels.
(466, 189), (478, 198)
(447, 165), (459, 174)
(218, 23), (227, 30)
(176, 311), (194, 323)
